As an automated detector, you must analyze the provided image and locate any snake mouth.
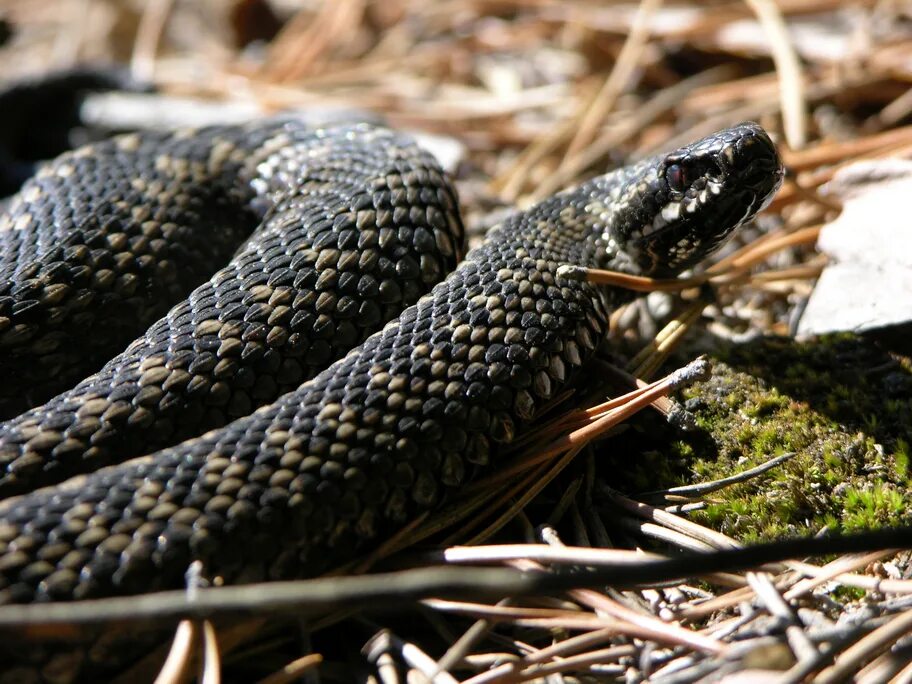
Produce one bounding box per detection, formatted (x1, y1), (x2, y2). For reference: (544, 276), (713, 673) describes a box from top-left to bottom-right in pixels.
(645, 173), (727, 238)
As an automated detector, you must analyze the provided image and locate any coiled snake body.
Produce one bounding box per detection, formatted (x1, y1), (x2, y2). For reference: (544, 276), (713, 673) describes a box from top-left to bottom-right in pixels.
(0, 119), (782, 611)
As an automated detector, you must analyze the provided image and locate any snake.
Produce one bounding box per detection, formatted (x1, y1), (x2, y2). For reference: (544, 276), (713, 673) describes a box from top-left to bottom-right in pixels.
(0, 118), (782, 618)
(0, 119), (463, 495)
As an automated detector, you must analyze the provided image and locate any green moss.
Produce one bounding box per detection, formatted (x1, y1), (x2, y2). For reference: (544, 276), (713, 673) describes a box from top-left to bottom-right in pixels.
(832, 585), (867, 602)
(841, 485), (905, 530)
(743, 390), (789, 418)
(606, 334), (912, 542)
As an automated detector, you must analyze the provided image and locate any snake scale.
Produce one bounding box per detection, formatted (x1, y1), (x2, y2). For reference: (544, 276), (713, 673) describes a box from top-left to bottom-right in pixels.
(0, 118), (782, 619)
(0, 119), (463, 497)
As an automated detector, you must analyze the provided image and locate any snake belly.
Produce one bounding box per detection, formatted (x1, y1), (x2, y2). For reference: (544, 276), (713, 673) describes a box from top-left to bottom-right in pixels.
(0, 122), (783, 606)
(0, 120), (464, 497)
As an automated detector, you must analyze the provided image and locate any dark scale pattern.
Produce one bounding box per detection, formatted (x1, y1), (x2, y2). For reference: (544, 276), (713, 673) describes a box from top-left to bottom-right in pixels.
(0, 122), (784, 604)
(0, 121), (289, 418)
(0, 121), (463, 497)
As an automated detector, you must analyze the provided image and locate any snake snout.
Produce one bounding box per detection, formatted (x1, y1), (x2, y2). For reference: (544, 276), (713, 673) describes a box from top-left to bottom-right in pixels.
(603, 122), (785, 278)
(718, 122), (784, 206)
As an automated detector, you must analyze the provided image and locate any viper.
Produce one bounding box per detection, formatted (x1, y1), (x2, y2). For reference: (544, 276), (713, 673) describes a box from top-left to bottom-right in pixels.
(0, 119), (783, 612)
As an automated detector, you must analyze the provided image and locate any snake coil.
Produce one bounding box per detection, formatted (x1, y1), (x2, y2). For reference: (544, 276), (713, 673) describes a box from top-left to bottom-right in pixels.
(0, 119), (782, 612)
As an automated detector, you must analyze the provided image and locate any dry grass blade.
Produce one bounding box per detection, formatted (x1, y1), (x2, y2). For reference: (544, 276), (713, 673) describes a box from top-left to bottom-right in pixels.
(605, 489), (741, 551)
(888, 658), (912, 684)
(154, 621), (196, 684)
(491, 114), (578, 201)
(564, 585), (726, 655)
(465, 644), (637, 684)
(678, 582), (773, 622)
(457, 446), (583, 546)
(743, 0), (807, 148)
(365, 629), (459, 684)
(255, 654), (323, 684)
(629, 303), (706, 380)
(433, 600), (503, 675)
(467, 357), (709, 488)
(421, 600), (590, 622)
(501, 553), (726, 656)
(641, 451), (798, 501)
(747, 571), (817, 661)
(558, 223), (822, 293)
(502, 645), (639, 683)
(463, 635), (637, 684)
(786, 560), (912, 596)
(559, 0), (663, 168)
(131, 0), (174, 83)
(783, 551), (900, 601)
(532, 66), (734, 199)
(443, 544), (659, 566)
(781, 125), (912, 171)
(200, 620), (221, 684)
(263, 0), (367, 82)
(517, 357), (709, 464)
(815, 610), (912, 684)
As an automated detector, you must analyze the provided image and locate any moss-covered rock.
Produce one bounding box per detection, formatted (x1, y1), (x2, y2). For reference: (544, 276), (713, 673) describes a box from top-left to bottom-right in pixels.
(607, 334), (912, 542)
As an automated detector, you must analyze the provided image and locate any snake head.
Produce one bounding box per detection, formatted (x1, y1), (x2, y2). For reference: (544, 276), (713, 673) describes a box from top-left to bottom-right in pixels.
(598, 122), (784, 277)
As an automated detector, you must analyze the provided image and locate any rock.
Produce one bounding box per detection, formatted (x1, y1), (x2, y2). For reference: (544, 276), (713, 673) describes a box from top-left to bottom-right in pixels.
(797, 159), (912, 343)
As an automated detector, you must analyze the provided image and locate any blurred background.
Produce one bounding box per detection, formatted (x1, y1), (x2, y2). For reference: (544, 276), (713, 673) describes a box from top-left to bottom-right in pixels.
(2, 0), (910, 223)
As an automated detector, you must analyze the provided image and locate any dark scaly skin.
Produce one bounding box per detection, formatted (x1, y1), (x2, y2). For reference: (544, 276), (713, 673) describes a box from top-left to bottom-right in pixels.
(0, 123), (783, 607)
(0, 121), (463, 496)
(0, 121), (286, 418)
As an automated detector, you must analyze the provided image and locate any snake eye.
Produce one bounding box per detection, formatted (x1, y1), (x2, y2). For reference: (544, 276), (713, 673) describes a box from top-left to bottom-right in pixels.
(666, 163), (686, 192)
